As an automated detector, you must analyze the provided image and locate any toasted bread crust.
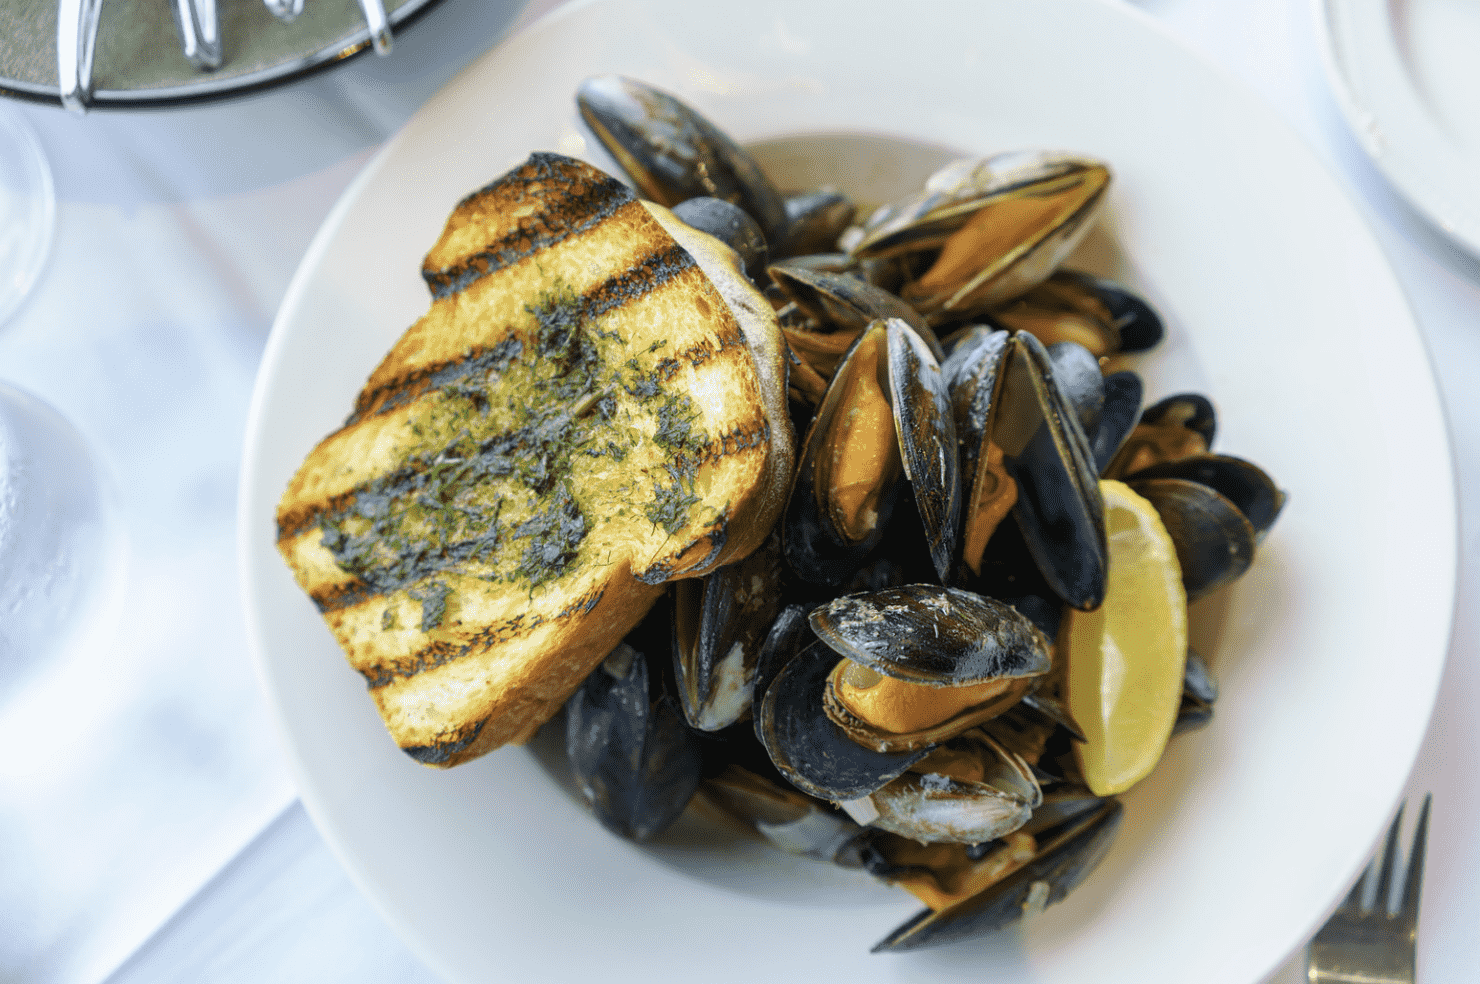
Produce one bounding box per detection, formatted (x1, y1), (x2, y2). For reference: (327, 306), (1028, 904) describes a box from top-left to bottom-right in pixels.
(277, 154), (791, 766)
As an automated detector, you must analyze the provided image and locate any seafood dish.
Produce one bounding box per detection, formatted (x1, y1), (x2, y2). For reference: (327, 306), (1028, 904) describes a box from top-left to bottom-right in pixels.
(274, 74), (1285, 953)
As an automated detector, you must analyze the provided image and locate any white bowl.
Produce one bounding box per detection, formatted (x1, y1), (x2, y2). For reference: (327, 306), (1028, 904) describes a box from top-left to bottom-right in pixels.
(239, 1), (1455, 981)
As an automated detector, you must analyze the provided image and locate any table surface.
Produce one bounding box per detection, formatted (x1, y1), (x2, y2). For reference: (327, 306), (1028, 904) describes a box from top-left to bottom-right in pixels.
(2, 0), (1476, 981)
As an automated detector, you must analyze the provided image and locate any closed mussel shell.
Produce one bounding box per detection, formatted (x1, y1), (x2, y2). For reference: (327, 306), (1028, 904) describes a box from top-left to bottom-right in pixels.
(575, 75), (789, 244)
(672, 196), (768, 284)
(565, 642), (704, 842)
(1128, 476), (1257, 601)
(1125, 452), (1285, 539)
(872, 797), (1123, 952)
(758, 639), (931, 802)
(778, 189), (858, 258)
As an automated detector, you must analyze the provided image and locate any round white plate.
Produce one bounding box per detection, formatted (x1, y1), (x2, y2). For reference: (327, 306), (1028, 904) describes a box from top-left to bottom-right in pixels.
(1315, 0), (1480, 255)
(239, 1), (1455, 982)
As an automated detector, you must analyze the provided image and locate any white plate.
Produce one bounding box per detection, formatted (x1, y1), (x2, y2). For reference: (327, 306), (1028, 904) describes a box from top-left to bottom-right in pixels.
(1315, 0), (1480, 255)
(239, 1), (1455, 981)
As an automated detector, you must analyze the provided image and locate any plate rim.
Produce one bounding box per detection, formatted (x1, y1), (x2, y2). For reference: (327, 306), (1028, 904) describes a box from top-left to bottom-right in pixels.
(239, 1), (1458, 980)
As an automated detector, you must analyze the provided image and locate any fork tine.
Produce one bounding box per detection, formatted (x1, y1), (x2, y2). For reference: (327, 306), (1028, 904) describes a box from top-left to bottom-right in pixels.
(1371, 801), (1406, 914)
(1333, 852), (1371, 917)
(1398, 793), (1432, 928)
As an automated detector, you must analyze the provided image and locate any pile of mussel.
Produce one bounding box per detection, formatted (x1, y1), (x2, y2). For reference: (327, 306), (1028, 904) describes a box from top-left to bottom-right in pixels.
(558, 76), (1285, 953)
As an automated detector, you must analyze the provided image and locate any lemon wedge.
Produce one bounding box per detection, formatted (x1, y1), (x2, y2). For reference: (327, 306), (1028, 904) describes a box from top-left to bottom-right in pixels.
(1062, 479), (1188, 795)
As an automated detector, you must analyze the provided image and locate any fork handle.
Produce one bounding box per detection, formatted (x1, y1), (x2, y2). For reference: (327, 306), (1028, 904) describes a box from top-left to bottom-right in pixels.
(56, 0), (103, 114)
(171, 0), (222, 71)
(357, 0), (393, 56)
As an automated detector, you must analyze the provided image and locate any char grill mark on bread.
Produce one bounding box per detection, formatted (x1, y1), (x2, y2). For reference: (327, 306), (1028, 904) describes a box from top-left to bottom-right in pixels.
(275, 153), (793, 767)
(421, 152), (636, 299)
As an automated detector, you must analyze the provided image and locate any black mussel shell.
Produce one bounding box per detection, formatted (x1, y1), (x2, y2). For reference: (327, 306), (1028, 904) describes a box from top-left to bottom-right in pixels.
(1106, 391), (1217, 480)
(1129, 476), (1257, 601)
(575, 75), (789, 244)
(751, 603), (814, 744)
(1054, 270), (1165, 352)
(783, 319), (959, 587)
(768, 265), (945, 361)
(1092, 370), (1143, 475)
(758, 640), (930, 802)
(672, 533), (783, 732)
(672, 196), (768, 284)
(1047, 340), (1105, 440)
(1183, 647), (1219, 704)
(1125, 452), (1285, 539)
(961, 331), (1105, 610)
(1173, 694), (1214, 735)
(565, 642), (703, 841)
(778, 189), (857, 258)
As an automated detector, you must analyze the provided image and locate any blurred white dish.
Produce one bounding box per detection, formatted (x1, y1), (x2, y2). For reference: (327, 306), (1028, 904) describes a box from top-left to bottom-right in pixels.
(1316, 0), (1480, 255)
(239, 1), (1455, 981)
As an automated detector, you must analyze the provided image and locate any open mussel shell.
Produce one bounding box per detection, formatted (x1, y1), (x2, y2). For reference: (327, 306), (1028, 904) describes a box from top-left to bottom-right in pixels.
(990, 269), (1164, 356)
(1068, 271), (1165, 353)
(672, 533), (783, 732)
(987, 270), (1116, 358)
(952, 329), (1107, 610)
(1105, 391), (1216, 478)
(871, 797), (1122, 952)
(851, 729), (1043, 844)
(812, 585), (1052, 754)
(812, 584), (1051, 684)
(758, 639), (930, 802)
(1125, 452), (1286, 538)
(751, 603), (814, 743)
(575, 75), (789, 244)
(768, 263), (945, 361)
(783, 318), (960, 586)
(851, 151), (1111, 325)
(564, 642), (704, 842)
(1128, 477), (1257, 601)
(702, 763), (865, 864)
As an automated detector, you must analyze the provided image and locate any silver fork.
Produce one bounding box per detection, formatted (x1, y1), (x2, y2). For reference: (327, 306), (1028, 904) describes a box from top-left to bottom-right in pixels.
(1307, 793), (1432, 984)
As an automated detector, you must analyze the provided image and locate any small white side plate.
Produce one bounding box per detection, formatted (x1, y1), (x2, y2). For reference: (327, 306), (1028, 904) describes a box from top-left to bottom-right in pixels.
(1316, 0), (1480, 254)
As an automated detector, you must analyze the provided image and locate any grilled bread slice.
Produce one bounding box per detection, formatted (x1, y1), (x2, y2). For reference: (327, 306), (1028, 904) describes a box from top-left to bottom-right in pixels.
(276, 153), (793, 767)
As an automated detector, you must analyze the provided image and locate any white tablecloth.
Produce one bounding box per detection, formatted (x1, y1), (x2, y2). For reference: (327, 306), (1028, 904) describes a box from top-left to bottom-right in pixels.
(2, 0), (1475, 981)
